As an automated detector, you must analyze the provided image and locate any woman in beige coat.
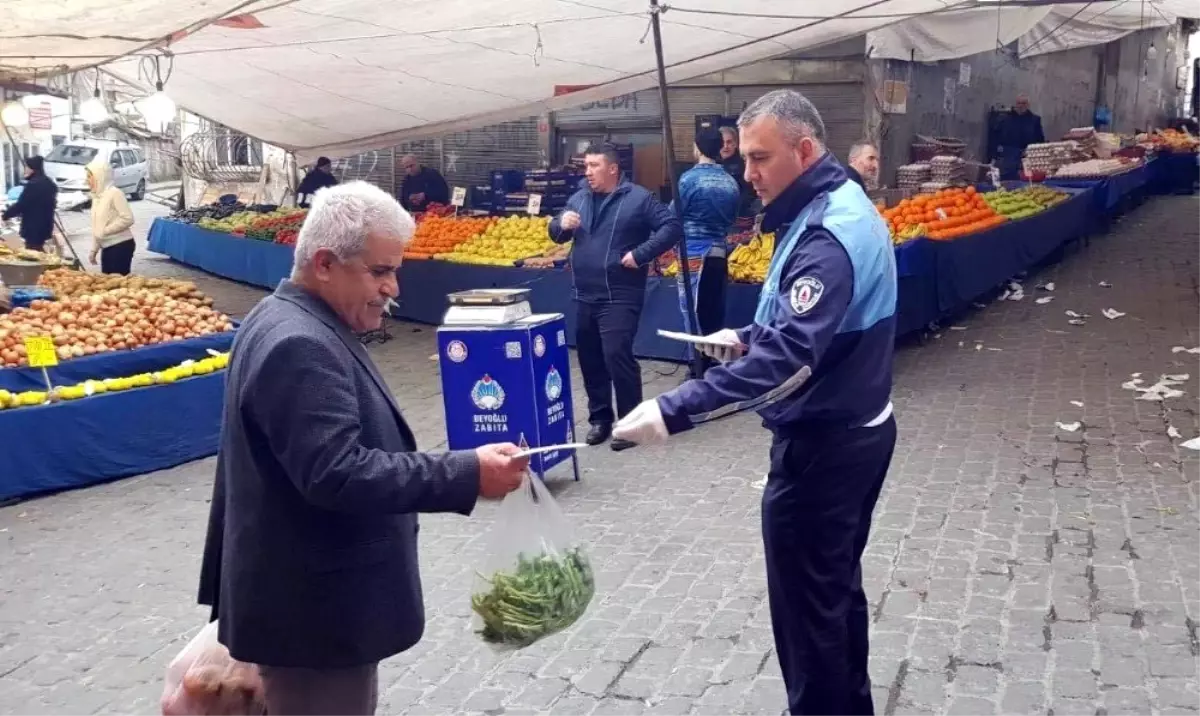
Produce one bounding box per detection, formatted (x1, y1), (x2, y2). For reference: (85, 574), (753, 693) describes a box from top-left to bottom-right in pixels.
(85, 158), (136, 275)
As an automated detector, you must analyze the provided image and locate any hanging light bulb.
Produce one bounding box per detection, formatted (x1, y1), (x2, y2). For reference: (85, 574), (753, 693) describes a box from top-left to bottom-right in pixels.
(138, 81), (177, 132)
(1147, 43), (1157, 61)
(80, 86), (109, 125)
(1, 100), (29, 127)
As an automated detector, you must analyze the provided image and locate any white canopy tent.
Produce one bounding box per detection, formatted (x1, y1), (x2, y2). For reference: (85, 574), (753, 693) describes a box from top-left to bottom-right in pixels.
(1017, 3), (1183, 57)
(866, 1), (1195, 62)
(3, 0), (975, 162)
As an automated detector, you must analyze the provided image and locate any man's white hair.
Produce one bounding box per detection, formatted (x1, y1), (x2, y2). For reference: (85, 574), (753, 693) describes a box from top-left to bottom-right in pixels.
(292, 181), (414, 276)
(849, 140), (877, 162)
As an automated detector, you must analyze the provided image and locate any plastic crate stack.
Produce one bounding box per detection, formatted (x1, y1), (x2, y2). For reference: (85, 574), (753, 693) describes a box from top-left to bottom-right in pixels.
(489, 168), (585, 216)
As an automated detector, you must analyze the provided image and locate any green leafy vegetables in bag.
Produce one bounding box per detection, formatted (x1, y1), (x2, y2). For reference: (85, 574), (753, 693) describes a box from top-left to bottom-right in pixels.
(471, 548), (595, 646)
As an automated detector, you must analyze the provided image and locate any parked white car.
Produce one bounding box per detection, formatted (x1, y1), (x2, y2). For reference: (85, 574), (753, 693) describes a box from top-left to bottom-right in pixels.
(42, 140), (148, 210)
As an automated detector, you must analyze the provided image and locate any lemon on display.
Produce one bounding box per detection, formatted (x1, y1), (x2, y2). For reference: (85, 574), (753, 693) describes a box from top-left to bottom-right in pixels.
(443, 215), (556, 267)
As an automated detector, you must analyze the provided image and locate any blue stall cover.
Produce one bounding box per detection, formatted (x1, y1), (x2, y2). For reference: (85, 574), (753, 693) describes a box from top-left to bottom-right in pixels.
(0, 371), (224, 502)
(0, 331), (235, 393)
(1047, 161), (1151, 214)
(150, 188), (1090, 361)
(932, 185), (1092, 316)
(148, 218), (294, 290)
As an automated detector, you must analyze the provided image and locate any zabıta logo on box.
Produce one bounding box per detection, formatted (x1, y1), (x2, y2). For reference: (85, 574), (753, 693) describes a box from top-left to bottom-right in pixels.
(545, 365), (563, 401)
(471, 374), (506, 410)
(446, 340), (468, 363)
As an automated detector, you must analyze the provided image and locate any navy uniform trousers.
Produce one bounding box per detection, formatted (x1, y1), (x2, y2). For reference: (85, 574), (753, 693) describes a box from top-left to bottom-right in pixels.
(762, 415), (897, 716)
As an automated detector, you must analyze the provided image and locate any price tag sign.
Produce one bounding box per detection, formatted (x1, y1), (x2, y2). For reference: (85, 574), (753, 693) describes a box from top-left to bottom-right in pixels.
(23, 335), (58, 368)
(526, 193), (543, 215)
(451, 186), (467, 207)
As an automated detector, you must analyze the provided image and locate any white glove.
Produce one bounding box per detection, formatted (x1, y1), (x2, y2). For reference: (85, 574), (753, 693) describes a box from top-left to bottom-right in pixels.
(613, 399), (669, 446)
(697, 329), (747, 363)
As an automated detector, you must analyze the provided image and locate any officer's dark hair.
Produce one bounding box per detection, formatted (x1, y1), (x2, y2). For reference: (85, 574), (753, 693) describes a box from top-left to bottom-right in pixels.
(738, 89), (827, 148)
(316, 156), (332, 168)
(584, 142), (621, 167)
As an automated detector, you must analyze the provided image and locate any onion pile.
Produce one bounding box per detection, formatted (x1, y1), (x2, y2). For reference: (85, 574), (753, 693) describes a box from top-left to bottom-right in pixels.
(38, 269), (216, 307)
(0, 290), (234, 367)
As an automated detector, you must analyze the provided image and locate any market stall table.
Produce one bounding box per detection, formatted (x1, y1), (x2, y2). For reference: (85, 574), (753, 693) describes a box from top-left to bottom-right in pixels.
(148, 218), (294, 290)
(931, 184), (1092, 317)
(1047, 160), (1153, 221)
(0, 330), (235, 392)
(1151, 151), (1199, 195)
(0, 371), (224, 503)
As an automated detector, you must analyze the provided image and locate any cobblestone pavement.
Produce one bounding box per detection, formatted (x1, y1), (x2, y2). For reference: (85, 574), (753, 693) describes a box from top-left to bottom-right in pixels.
(1, 197), (1197, 715)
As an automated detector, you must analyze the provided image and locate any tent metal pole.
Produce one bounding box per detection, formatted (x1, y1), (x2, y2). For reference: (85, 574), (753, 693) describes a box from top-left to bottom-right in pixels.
(649, 0), (704, 379)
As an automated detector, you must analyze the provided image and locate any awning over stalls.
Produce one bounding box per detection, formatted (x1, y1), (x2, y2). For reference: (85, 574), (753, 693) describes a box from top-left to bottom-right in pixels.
(866, 5), (1053, 62)
(866, 1), (1195, 62)
(0, 1), (285, 81)
(5, 0), (976, 162)
(1018, 3), (1181, 57)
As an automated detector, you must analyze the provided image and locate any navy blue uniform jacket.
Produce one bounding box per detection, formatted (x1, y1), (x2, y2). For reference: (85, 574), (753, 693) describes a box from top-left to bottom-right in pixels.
(198, 281), (481, 669)
(659, 154), (897, 434)
(549, 179), (682, 304)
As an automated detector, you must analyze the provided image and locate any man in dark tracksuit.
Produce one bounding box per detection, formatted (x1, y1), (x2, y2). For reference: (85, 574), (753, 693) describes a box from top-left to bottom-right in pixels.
(996, 94), (1045, 181)
(614, 90), (898, 715)
(2, 156), (57, 251)
(549, 143), (681, 451)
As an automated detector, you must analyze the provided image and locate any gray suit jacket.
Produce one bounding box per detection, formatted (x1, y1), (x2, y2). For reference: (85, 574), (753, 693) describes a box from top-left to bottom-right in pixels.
(198, 280), (480, 668)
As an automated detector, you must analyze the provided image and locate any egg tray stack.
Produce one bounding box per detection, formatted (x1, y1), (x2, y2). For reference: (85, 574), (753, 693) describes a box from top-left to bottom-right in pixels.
(929, 155), (969, 186)
(1052, 158), (1136, 179)
(1021, 141), (1086, 176)
(896, 162), (932, 192)
(1062, 127), (1100, 158)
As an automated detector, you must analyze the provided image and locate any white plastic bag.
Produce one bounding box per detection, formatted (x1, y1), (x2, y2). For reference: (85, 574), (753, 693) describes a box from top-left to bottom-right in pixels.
(161, 621), (265, 716)
(470, 473), (595, 648)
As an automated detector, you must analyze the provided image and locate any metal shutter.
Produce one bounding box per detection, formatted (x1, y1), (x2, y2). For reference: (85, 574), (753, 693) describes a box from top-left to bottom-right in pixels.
(332, 148), (396, 196)
(438, 117), (544, 188)
(553, 90), (663, 132)
(666, 87), (726, 160)
(728, 83), (865, 163)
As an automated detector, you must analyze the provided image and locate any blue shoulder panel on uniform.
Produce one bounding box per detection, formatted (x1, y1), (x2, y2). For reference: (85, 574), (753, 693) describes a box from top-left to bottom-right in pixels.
(807, 183), (897, 335)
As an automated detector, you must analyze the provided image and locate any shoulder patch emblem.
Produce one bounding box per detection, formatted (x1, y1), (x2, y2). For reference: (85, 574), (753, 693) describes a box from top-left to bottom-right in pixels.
(789, 277), (824, 314)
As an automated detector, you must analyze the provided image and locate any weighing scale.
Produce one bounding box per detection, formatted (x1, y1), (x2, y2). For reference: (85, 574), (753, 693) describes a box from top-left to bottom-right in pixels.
(442, 288), (533, 326)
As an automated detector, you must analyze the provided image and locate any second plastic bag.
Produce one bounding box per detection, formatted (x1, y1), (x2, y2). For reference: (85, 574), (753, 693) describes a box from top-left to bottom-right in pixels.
(161, 621), (266, 716)
(470, 472), (595, 648)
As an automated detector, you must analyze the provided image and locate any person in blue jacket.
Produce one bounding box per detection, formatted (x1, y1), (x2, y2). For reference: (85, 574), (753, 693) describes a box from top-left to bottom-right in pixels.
(613, 90), (898, 715)
(675, 127), (740, 379)
(549, 143), (681, 451)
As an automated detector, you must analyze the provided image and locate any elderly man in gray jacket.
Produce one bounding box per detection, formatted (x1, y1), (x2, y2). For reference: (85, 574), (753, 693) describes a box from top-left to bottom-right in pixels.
(198, 181), (529, 715)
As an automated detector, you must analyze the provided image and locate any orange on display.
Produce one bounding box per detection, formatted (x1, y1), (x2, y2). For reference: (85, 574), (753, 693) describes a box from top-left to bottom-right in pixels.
(402, 215), (499, 259)
(878, 186), (1006, 242)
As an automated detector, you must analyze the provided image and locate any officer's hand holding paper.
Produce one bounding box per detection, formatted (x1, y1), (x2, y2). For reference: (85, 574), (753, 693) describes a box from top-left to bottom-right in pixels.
(699, 328), (747, 362)
(617, 226), (861, 446)
(655, 328), (747, 363)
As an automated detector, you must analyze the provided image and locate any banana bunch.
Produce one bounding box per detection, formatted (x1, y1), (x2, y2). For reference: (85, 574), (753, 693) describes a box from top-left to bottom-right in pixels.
(893, 223), (925, 246)
(728, 232), (774, 284)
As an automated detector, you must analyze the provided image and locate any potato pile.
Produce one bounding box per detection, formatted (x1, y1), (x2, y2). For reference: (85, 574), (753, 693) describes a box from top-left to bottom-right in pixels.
(38, 269), (216, 307)
(0, 291), (234, 367)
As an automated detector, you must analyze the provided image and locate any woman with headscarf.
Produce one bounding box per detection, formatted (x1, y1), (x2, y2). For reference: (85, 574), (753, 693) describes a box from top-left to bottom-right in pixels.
(85, 158), (136, 275)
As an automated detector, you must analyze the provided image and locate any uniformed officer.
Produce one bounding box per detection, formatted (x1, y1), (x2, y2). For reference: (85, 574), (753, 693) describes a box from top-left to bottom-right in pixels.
(613, 89), (898, 716)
